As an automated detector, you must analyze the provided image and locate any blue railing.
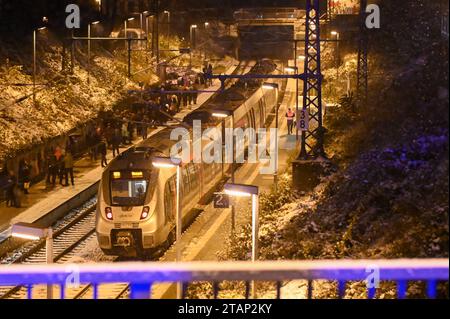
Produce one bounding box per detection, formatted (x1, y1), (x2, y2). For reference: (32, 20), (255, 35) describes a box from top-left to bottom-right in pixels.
(0, 259), (448, 299)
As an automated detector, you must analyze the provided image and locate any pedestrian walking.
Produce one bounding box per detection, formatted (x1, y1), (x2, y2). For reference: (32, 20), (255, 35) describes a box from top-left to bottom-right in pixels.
(286, 108), (296, 135)
(63, 151), (75, 186)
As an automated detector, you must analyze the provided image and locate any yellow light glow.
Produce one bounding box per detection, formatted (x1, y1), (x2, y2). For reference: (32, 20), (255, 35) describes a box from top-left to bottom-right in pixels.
(153, 163), (176, 168)
(224, 189), (252, 198)
(131, 171), (144, 178)
(113, 172), (121, 179)
(212, 113), (229, 118)
(11, 233), (41, 241)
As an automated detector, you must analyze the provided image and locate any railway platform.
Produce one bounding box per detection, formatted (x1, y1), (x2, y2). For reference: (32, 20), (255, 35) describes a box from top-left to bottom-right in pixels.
(0, 60), (240, 242)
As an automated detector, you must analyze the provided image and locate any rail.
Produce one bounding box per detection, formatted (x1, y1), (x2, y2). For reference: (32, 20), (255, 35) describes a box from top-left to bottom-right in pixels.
(0, 259), (447, 299)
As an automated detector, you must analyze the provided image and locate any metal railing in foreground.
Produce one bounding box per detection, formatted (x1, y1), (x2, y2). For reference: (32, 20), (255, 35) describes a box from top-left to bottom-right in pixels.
(0, 259), (448, 299)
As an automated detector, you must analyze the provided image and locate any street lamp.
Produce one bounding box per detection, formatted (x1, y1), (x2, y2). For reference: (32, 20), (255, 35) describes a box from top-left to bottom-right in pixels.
(11, 223), (53, 299)
(211, 110), (236, 237)
(262, 82), (279, 191)
(124, 17), (135, 49)
(87, 21), (100, 85)
(190, 25), (197, 50)
(152, 156), (182, 299)
(33, 24), (47, 108)
(164, 10), (170, 49)
(331, 31), (340, 81)
(146, 15), (155, 57)
(189, 25), (198, 67)
(224, 183), (259, 298)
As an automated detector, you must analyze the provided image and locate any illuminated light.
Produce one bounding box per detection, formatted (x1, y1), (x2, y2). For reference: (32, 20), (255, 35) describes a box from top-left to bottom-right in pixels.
(298, 55), (306, 60)
(105, 207), (113, 220)
(262, 83), (279, 90)
(191, 25), (197, 28)
(152, 156), (182, 168)
(212, 113), (229, 118)
(37, 26), (47, 31)
(153, 163), (176, 168)
(224, 189), (252, 198)
(284, 67), (297, 72)
(11, 233), (41, 241)
(141, 207), (150, 220)
(224, 183), (259, 197)
(331, 31), (339, 36)
(131, 171), (144, 178)
(205, 22), (209, 27)
(113, 172), (121, 179)
(92, 21), (100, 25)
(128, 17), (135, 21)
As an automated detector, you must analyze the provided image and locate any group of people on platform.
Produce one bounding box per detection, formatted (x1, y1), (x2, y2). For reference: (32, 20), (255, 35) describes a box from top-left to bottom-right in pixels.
(1, 68), (213, 208)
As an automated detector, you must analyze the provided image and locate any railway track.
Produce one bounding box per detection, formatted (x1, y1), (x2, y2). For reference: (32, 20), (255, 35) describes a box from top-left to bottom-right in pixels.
(0, 198), (97, 299)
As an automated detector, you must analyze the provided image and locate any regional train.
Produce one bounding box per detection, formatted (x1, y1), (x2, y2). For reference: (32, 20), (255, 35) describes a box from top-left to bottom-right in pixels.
(96, 59), (282, 257)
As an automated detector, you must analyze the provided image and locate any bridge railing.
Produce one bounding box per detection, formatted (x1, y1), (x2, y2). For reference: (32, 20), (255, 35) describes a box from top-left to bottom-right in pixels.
(0, 259), (448, 299)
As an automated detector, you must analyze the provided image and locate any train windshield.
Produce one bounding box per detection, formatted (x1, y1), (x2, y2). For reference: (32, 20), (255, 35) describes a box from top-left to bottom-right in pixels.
(110, 171), (150, 206)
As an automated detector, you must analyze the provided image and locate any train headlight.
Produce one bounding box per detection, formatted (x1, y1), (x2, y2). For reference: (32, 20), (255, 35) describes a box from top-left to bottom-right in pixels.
(105, 207), (113, 220)
(140, 206), (150, 220)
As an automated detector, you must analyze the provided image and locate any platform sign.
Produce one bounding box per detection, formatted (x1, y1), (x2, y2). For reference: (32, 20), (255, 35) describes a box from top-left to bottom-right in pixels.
(297, 109), (309, 131)
(214, 193), (230, 209)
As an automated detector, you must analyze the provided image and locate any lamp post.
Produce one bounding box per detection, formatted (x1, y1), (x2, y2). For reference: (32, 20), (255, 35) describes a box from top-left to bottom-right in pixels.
(146, 15), (155, 57)
(212, 110), (236, 236)
(164, 10), (170, 49)
(224, 183), (259, 298)
(11, 223), (53, 299)
(190, 24), (197, 66)
(87, 21), (100, 86)
(204, 22), (209, 61)
(331, 31), (340, 83)
(124, 17), (135, 49)
(33, 25), (46, 108)
(152, 156), (182, 299)
(262, 82), (279, 191)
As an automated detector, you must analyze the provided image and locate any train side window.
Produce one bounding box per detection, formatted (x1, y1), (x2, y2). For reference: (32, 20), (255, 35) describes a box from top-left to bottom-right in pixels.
(164, 178), (176, 223)
(182, 167), (191, 194)
(188, 164), (199, 188)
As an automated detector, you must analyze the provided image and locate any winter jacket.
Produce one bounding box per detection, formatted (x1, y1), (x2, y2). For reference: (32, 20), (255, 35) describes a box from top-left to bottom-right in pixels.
(64, 153), (74, 169)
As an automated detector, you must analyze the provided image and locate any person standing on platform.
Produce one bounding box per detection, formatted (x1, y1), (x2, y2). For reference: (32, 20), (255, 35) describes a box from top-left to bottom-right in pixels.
(112, 129), (122, 157)
(99, 137), (108, 168)
(6, 171), (19, 208)
(63, 151), (75, 186)
(286, 108), (296, 135)
(18, 160), (31, 195)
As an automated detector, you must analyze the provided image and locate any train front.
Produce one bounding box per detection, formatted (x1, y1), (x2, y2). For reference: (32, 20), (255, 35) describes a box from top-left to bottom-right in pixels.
(96, 151), (163, 257)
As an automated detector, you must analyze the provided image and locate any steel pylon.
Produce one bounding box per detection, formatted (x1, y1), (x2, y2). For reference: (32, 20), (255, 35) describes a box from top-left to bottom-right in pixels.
(356, 0), (368, 104)
(298, 0), (325, 159)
